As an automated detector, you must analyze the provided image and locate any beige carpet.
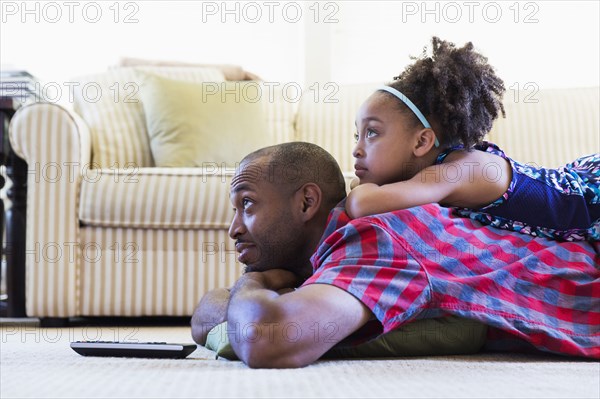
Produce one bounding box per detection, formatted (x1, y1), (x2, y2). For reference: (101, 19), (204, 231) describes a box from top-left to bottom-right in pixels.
(1, 319), (598, 398)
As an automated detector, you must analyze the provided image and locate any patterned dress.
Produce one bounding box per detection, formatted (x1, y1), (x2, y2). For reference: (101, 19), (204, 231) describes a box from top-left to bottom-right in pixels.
(434, 142), (600, 242)
(302, 202), (600, 358)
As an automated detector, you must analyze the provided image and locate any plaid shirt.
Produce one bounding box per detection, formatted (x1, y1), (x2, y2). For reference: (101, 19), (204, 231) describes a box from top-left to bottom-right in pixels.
(303, 202), (600, 358)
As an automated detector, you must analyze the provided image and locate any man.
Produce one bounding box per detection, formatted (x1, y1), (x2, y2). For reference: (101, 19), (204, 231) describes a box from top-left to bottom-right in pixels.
(191, 142), (599, 368)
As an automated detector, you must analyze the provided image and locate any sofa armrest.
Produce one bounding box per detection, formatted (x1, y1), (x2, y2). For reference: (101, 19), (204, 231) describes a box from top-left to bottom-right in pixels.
(10, 103), (92, 167)
(9, 102), (92, 317)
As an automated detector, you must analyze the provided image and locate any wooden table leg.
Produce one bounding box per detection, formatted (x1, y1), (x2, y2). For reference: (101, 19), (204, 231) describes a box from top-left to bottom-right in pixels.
(5, 150), (27, 317)
(1, 104), (27, 318)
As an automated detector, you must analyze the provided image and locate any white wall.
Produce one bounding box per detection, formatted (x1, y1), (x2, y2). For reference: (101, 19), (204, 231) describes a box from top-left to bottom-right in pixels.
(329, 1), (600, 88)
(1, 0), (305, 84)
(1, 0), (599, 91)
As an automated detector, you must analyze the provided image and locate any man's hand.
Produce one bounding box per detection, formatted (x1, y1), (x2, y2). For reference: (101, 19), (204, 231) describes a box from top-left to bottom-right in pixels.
(191, 288), (230, 345)
(191, 269), (298, 345)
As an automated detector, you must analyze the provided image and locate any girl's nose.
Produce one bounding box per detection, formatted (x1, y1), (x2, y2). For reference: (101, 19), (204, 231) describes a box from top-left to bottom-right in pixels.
(352, 141), (364, 159)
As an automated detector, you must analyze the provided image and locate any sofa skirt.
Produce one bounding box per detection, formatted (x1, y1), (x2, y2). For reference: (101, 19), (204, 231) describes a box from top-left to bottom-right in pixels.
(26, 227), (242, 317)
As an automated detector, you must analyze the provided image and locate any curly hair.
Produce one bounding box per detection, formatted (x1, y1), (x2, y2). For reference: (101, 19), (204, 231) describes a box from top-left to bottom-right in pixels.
(386, 37), (505, 148)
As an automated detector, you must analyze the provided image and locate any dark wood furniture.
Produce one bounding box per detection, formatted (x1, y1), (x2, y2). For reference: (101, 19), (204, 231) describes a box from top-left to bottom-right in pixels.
(1, 96), (28, 317)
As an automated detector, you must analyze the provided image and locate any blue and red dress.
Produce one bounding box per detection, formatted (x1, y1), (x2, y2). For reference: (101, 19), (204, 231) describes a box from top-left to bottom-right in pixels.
(434, 142), (600, 242)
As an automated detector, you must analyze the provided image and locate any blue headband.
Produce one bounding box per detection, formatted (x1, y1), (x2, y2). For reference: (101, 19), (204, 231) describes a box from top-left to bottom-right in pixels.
(377, 86), (440, 148)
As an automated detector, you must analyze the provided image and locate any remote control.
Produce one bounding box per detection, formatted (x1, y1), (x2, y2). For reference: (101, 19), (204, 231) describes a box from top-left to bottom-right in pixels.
(70, 341), (197, 359)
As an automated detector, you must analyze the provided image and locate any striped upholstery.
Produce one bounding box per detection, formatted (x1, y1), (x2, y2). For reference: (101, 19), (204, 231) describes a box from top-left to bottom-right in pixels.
(295, 83), (380, 172)
(78, 227), (243, 316)
(487, 87), (600, 167)
(74, 67), (297, 169)
(262, 83), (298, 145)
(73, 66), (226, 169)
(79, 167), (234, 229)
(9, 80), (599, 318)
(9, 103), (91, 317)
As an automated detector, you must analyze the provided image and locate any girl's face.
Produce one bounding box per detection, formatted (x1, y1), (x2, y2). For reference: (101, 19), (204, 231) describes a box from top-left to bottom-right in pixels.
(353, 93), (420, 185)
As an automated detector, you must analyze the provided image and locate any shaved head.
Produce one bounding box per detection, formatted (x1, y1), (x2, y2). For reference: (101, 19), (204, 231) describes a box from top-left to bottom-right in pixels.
(236, 142), (346, 209)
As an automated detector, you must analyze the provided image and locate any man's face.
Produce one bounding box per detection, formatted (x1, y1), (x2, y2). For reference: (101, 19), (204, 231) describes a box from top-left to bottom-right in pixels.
(228, 158), (305, 273)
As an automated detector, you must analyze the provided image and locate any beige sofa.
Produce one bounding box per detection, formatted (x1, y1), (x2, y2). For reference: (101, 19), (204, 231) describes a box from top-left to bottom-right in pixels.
(9, 66), (599, 319)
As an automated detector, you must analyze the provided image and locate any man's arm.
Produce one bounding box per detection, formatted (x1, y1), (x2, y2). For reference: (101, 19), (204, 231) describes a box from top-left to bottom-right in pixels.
(227, 270), (372, 368)
(191, 285), (298, 345)
(191, 288), (230, 345)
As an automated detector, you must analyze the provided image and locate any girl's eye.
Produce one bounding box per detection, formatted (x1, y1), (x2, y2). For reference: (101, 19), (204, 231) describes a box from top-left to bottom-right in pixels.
(366, 129), (377, 138)
(353, 131), (359, 143)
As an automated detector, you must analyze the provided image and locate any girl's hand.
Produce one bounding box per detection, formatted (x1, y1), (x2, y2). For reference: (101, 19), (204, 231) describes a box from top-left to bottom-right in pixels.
(345, 183), (380, 219)
(350, 177), (360, 190)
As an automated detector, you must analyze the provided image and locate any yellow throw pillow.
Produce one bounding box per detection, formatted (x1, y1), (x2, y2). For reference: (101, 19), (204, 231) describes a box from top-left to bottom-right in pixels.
(138, 71), (271, 167)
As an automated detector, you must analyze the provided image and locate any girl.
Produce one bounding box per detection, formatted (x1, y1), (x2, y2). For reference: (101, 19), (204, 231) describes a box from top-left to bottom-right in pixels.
(347, 37), (599, 242)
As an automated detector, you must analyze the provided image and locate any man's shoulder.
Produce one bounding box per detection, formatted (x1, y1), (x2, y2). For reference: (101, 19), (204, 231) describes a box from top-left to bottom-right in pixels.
(324, 202), (393, 239)
(316, 204), (456, 263)
(310, 205), (444, 275)
(327, 202), (447, 236)
(321, 204), (422, 250)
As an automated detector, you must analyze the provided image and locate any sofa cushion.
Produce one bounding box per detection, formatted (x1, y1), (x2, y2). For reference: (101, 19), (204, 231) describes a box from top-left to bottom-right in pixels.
(79, 167), (235, 229)
(295, 83), (380, 172)
(137, 72), (272, 167)
(73, 66), (227, 169)
(74, 66), (297, 170)
(119, 57), (261, 81)
(487, 87), (599, 167)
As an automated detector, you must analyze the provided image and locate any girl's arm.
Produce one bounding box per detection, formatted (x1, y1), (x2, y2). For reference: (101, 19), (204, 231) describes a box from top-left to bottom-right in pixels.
(346, 151), (512, 219)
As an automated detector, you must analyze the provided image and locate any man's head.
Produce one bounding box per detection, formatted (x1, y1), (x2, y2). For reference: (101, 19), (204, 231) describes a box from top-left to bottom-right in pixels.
(228, 142), (346, 277)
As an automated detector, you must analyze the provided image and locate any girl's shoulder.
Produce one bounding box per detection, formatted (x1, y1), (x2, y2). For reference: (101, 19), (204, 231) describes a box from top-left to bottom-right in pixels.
(473, 141), (509, 160)
(434, 141), (509, 165)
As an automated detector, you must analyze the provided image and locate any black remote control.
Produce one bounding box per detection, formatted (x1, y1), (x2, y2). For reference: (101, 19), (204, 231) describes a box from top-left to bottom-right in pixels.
(70, 341), (197, 359)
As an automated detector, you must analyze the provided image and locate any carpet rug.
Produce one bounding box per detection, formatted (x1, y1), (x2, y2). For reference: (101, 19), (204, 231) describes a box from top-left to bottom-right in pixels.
(1, 319), (598, 398)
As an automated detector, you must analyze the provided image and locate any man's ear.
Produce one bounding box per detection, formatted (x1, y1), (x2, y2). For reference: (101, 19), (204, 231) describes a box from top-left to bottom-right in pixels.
(413, 128), (438, 157)
(295, 183), (323, 222)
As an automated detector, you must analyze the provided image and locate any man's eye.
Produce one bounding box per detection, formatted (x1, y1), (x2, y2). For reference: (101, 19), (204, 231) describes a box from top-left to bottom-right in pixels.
(366, 129), (377, 138)
(242, 198), (252, 209)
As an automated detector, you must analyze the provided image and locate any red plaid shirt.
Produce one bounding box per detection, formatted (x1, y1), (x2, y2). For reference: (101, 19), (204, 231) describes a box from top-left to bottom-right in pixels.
(303, 202), (600, 358)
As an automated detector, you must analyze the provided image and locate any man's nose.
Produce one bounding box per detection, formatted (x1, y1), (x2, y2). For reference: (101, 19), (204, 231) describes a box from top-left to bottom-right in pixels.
(228, 213), (246, 239)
